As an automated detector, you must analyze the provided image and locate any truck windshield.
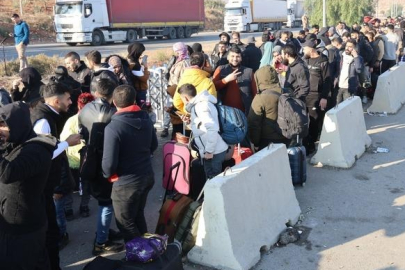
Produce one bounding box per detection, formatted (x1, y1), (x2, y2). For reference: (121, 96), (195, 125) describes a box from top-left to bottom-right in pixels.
(55, 3), (82, 15)
(225, 8), (242, 16)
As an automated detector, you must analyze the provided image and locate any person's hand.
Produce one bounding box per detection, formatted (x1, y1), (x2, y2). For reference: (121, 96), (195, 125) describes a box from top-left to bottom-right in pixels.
(53, 194), (63, 200)
(180, 114), (190, 124)
(224, 69), (241, 83)
(12, 79), (22, 88)
(164, 106), (171, 112)
(204, 152), (214, 160)
(351, 49), (358, 58)
(319, 98), (328, 111)
(65, 134), (81, 146)
(8, 33), (13, 37)
(369, 67), (373, 73)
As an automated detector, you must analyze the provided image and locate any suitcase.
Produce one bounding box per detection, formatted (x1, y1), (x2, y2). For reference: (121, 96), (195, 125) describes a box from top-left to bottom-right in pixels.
(84, 243), (184, 270)
(232, 144), (253, 164)
(155, 193), (193, 243)
(287, 145), (307, 186)
(162, 141), (191, 195)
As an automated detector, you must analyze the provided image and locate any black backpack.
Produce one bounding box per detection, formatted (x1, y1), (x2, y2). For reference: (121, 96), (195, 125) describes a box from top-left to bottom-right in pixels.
(276, 92), (309, 140)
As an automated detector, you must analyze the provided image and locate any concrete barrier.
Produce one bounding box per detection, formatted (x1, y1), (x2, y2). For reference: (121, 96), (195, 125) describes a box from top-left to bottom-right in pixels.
(187, 144), (301, 270)
(311, 97), (372, 168)
(367, 64), (405, 114)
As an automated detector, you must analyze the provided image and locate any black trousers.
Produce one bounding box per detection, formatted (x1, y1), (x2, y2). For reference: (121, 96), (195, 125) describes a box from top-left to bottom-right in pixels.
(111, 175), (155, 243)
(381, 59), (396, 74)
(45, 194), (61, 270)
(305, 94), (325, 148)
(0, 226), (50, 270)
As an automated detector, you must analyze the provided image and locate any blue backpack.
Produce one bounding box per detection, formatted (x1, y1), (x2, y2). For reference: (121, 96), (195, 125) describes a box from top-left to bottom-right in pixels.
(216, 104), (248, 145)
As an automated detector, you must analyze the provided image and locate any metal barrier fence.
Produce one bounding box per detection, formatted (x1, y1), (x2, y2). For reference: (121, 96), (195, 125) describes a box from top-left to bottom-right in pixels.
(147, 67), (168, 127)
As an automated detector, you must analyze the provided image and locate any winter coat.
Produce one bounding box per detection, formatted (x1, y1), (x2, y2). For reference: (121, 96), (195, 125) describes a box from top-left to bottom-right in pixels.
(0, 102), (56, 235)
(304, 54), (331, 100)
(284, 57), (310, 101)
(90, 64), (119, 93)
(248, 66), (285, 146)
(242, 43), (263, 72)
(356, 37), (374, 66)
(211, 52), (229, 73)
(0, 88), (12, 106)
(168, 59), (190, 86)
(173, 67), (217, 113)
(187, 91), (228, 157)
(10, 67), (43, 104)
(129, 64), (150, 91)
(338, 54), (364, 94)
(68, 61), (92, 93)
(102, 106), (158, 187)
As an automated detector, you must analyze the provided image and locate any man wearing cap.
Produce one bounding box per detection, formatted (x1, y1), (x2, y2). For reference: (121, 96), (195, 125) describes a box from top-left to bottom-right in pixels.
(242, 36), (262, 72)
(9, 14), (29, 71)
(302, 39), (331, 154)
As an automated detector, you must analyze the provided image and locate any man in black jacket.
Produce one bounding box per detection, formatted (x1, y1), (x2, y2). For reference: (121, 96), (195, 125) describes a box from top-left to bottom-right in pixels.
(211, 41), (229, 73)
(282, 44), (310, 101)
(78, 78), (124, 255)
(302, 39), (331, 154)
(85, 50), (119, 94)
(64, 51), (91, 93)
(0, 102), (57, 270)
(242, 36), (262, 72)
(102, 85), (158, 242)
(31, 81), (81, 269)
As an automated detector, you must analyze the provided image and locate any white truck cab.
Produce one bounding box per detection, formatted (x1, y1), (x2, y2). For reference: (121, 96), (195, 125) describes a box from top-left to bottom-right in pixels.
(224, 0), (252, 32)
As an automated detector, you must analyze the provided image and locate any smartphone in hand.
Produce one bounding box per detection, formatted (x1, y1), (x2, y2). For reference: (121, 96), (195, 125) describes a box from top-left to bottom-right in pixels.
(141, 55), (148, 65)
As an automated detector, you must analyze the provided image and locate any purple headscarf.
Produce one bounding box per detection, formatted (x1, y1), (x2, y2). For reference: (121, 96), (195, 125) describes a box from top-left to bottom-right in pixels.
(173, 42), (189, 62)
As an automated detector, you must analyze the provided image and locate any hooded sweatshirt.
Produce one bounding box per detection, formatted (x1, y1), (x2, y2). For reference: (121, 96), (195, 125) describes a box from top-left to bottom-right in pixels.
(10, 67), (43, 104)
(173, 67), (217, 113)
(186, 90), (228, 157)
(0, 102), (57, 235)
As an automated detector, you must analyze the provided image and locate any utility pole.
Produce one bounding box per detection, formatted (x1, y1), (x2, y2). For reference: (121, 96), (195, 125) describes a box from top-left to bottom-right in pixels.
(322, 0), (326, 27)
(19, 0), (23, 15)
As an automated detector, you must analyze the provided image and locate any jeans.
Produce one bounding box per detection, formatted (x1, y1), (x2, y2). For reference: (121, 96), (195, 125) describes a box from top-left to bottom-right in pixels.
(15, 42), (28, 71)
(111, 175), (155, 242)
(96, 204), (114, 244)
(54, 195), (67, 236)
(336, 88), (351, 104)
(203, 151), (227, 179)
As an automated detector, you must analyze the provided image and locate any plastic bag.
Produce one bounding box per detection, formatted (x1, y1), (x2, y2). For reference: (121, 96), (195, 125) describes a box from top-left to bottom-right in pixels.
(125, 234), (168, 263)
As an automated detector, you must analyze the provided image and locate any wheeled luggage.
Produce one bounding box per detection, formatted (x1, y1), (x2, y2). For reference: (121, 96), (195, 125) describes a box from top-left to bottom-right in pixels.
(287, 144), (307, 186)
(232, 144), (253, 164)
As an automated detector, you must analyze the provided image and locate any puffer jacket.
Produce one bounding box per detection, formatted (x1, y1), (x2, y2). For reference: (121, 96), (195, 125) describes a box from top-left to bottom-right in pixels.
(284, 57), (310, 101)
(187, 91), (228, 157)
(173, 67), (217, 113)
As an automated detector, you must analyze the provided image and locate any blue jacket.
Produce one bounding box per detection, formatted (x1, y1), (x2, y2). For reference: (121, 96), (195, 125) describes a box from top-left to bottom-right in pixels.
(14, 21), (30, 45)
(339, 54), (363, 94)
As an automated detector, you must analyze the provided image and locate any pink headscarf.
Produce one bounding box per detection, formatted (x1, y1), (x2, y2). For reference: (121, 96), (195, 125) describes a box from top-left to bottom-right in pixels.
(173, 42), (189, 62)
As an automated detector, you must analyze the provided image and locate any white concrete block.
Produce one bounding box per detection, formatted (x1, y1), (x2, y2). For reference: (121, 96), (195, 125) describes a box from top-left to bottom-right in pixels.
(311, 97), (372, 168)
(188, 144), (301, 270)
(368, 65), (405, 114)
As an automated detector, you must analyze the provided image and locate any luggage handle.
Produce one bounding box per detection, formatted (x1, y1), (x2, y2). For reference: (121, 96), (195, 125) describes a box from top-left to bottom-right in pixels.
(162, 161), (181, 207)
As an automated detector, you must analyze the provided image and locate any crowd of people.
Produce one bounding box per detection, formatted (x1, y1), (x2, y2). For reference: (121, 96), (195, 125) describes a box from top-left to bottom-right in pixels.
(0, 11), (405, 270)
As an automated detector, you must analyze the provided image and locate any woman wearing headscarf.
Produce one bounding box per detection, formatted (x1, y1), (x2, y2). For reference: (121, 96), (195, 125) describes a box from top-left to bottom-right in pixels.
(259, 41), (275, 68)
(10, 67), (43, 107)
(127, 42), (150, 105)
(105, 55), (133, 86)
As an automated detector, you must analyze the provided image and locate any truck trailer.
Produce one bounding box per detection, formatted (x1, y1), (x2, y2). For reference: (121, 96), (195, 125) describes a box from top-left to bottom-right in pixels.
(223, 0), (287, 32)
(286, 0), (305, 28)
(54, 0), (205, 46)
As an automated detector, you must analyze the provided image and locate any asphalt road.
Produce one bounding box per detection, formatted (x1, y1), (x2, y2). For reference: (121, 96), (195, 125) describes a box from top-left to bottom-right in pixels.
(1, 29), (302, 61)
(60, 101), (405, 270)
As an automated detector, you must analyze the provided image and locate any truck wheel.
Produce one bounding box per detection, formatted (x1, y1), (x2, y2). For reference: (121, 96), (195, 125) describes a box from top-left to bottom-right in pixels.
(125, 29), (137, 43)
(66, 43), (77, 46)
(185, 27), (192, 38)
(177, 27), (185, 39)
(91, 30), (104, 46)
(168, 27), (177, 39)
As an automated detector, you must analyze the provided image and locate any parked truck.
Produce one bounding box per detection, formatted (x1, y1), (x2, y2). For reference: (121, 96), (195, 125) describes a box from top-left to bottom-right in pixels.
(54, 0), (205, 46)
(223, 0), (287, 32)
(286, 0), (305, 28)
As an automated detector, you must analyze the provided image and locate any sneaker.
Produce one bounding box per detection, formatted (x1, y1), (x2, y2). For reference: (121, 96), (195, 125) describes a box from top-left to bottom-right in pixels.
(59, 233), (69, 251)
(65, 209), (74, 221)
(160, 128), (169, 138)
(79, 205), (90, 218)
(362, 96), (368, 104)
(108, 229), (124, 242)
(92, 240), (124, 256)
